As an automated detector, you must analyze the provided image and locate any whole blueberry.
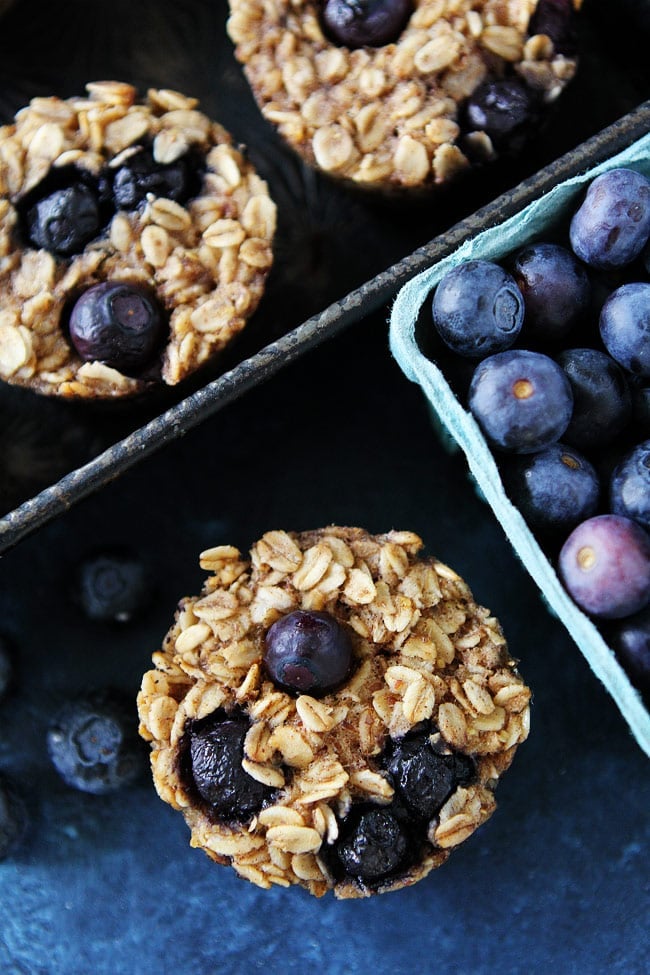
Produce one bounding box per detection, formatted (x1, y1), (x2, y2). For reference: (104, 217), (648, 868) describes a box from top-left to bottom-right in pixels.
(528, 0), (578, 56)
(510, 243), (590, 344)
(468, 349), (574, 452)
(74, 548), (152, 623)
(26, 183), (100, 257)
(68, 281), (166, 374)
(188, 711), (275, 821)
(264, 609), (353, 696)
(502, 442), (600, 535)
(386, 731), (473, 820)
(610, 440), (650, 531)
(431, 260), (524, 359)
(599, 283), (650, 379)
(0, 775), (28, 861)
(556, 348), (632, 450)
(558, 514), (650, 619)
(47, 690), (147, 794)
(631, 381), (650, 432)
(464, 78), (533, 148)
(112, 147), (198, 210)
(570, 169), (650, 270)
(606, 605), (650, 695)
(335, 806), (411, 883)
(320, 0), (413, 48)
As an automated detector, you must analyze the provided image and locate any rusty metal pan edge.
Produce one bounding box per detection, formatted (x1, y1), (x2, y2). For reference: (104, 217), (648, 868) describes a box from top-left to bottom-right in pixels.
(1, 100), (649, 554)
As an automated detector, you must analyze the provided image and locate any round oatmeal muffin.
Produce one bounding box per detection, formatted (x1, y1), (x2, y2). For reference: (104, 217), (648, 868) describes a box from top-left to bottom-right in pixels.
(227, 0), (581, 190)
(138, 526), (530, 898)
(0, 82), (276, 398)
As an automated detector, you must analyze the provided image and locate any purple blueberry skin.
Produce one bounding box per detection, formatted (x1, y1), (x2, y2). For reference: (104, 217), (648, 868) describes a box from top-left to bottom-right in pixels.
(510, 243), (590, 344)
(321, 0), (413, 49)
(68, 281), (166, 374)
(610, 439), (650, 532)
(599, 283), (650, 379)
(464, 78), (533, 148)
(468, 349), (574, 453)
(431, 260), (524, 359)
(264, 609), (353, 696)
(569, 168), (650, 270)
(606, 605), (650, 694)
(557, 348), (632, 450)
(528, 0), (578, 56)
(502, 443), (600, 535)
(558, 514), (650, 619)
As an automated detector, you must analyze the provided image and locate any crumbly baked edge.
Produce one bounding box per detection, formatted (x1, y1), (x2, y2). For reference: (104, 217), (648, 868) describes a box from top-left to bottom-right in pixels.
(227, 0), (580, 189)
(138, 526), (530, 899)
(0, 82), (277, 398)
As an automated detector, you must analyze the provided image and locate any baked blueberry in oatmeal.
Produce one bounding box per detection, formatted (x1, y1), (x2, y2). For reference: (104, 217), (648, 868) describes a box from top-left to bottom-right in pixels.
(138, 526), (530, 898)
(0, 82), (276, 398)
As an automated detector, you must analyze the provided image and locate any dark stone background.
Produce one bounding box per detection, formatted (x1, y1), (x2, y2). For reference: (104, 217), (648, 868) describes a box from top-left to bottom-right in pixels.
(0, 2), (648, 972)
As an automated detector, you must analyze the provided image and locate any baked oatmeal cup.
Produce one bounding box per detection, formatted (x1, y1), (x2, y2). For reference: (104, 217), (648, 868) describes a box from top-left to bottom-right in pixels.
(227, 0), (581, 190)
(138, 526), (530, 898)
(0, 82), (276, 399)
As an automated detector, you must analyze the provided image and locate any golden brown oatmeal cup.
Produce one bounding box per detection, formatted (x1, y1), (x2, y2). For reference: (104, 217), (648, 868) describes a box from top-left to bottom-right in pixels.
(227, 0), (580, 190)
(138, 526), (531, 898)
(0, 82), (277, 398)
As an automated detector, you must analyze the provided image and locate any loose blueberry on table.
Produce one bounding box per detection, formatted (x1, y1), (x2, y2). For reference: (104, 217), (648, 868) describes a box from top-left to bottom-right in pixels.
(47, 689), (148, 794)
(74, 548), (153, 623)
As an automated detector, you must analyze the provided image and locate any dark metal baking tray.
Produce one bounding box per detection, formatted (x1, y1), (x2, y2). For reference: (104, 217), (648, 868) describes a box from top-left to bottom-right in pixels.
(1, 0), (650, 550)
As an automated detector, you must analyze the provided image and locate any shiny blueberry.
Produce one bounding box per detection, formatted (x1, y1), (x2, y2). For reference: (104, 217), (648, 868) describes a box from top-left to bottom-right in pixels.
(320, 0), (413, 49)
(0, 775), (28, 861)
(570, 169), (650, 270)
(335, 807), (410, 883)
(386, 730), (474, 820)
(468, 349), (573, 452)
(464, 78), (533, 148)
(68, 281), (166, 374)
(47, 690), (147, 794)
(558, 514), (650, 619)
(556, 348), (632, 450)
(606, 605), (650, 695)
(112, 147), (198, 210)
(610, 440), (650, 531)
(599, 283), (650, 379)
(431, 260), (524, 359)
(528, 0), (578, 56)
(510, 243), (590, 344)
(188, 711), (274, 821)
(264, 609), (353, 696)
(502, 443), (599, 535)
(74, 548), (152, 623)
(26, 183), (100, 257)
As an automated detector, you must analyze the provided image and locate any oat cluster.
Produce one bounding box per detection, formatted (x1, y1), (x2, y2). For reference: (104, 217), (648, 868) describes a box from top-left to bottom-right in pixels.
(0, 82), (276, 398)
(138, 526), (530, 898)
(227, 0), (579, 189)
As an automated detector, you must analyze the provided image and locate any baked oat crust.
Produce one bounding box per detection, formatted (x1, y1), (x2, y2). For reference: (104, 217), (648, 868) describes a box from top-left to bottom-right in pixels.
(0, 82), (276, 398)
(138, 526), (530, 898)
(227, 0), (580, 189)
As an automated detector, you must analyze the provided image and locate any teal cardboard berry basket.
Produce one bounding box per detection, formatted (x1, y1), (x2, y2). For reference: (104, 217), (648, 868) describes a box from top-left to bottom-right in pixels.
(389, 123), (650, 758)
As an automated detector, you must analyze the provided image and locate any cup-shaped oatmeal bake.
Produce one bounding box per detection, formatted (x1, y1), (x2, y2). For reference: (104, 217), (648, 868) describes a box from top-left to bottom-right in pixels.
(0, 82), (276, 398)
(138, 526), (530, 898)
(227, 0), (581, 190)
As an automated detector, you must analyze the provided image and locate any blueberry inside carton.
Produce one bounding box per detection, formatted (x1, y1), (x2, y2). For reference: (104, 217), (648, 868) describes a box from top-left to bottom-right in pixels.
(390, 129), (650, 757)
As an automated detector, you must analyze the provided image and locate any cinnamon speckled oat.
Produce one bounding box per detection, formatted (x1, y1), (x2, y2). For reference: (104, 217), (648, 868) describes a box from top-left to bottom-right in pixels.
(138, 526), (530, 898)
(227, 0), (581, 189)
(0, 82), (276, 398)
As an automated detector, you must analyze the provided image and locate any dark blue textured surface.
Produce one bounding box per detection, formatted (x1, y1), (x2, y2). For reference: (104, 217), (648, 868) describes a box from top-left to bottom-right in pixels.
(1, 317), (649, 974)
